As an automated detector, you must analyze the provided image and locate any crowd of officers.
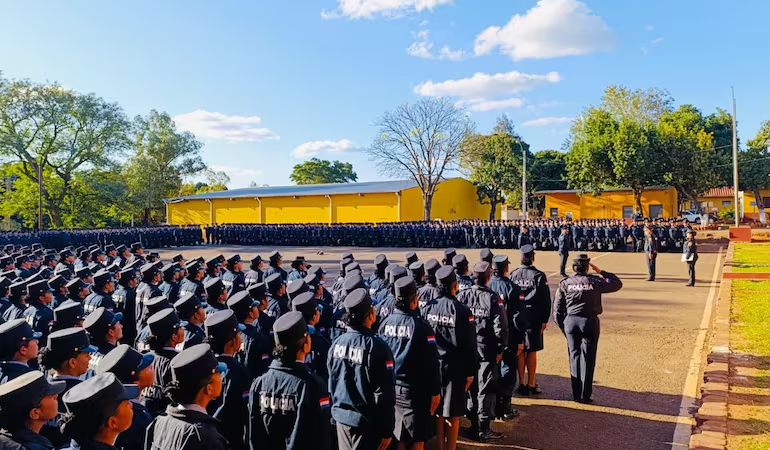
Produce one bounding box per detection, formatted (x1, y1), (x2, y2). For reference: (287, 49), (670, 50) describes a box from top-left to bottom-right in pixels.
(0, 236), (626, 450)
(0, 226), (203, 252)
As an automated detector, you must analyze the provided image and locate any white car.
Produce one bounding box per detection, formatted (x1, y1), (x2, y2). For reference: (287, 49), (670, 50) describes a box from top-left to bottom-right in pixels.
(680, 210), (713, 224)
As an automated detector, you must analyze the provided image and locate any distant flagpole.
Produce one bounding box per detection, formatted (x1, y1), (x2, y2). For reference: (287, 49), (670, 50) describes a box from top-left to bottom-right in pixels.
(732, 87), (739, 226)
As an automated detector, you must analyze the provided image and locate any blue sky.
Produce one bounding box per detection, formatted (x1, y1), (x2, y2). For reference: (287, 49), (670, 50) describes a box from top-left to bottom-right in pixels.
(2, 0), (768, 188)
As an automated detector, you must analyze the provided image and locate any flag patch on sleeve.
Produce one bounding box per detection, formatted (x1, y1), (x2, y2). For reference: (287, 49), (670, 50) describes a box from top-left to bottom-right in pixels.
(386, 360), (394, 370)
(319, 397), (330, 408)
(427, 335), (436, 344)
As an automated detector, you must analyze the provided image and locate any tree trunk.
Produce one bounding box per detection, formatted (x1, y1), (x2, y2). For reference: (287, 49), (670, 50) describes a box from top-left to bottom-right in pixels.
(489, 198), (497, 221)
(633, 186), (644, 217)
(753, 188), (767, 224)
(423, 191), (434, 221)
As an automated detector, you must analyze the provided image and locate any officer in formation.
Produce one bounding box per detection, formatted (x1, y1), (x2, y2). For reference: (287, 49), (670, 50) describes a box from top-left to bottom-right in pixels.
(1, 226), (203, 252)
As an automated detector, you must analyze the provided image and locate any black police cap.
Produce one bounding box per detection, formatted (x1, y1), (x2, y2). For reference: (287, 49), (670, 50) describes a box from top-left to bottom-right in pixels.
(227, 254), (241, 265)
(520, 244), (535, 256)
(408, 261), (424, 277)
(204, 278), (225, 295)
(273, 311), (307, 347)
(405, 252), (418, 265)
(130, 242), (143, 251)
(93, 269), (112, 286)
(0, 319), (42, 349)
(105, 244), (116, 252)
(344, 288), (372, 318)
(119, 267), (137, 282)
(205, 310), (245, 342)
(148, 308), (186, 338)
(342, 253), (354, 261)
(0, 371), (66, 412)
(140, 263), (159, 278)
(170, 344), (227, 384)
(97, 344), (155, 383)
(268, 251), (282, 262)
(452, 254), (468, 268)
(374, 254), (388, 269)
(115, 245), (127, 253)
(303, 273), (320, 289)
(286, 280), (309, 300)
(394, 277), (417, 300)
(0, 277), (11, 291)
(291, 291), (317, 318)
(146, 296), (172, 316)
(480, 248), (494, 263)
(343, 274), (365, 294)
(175, 294), (208, 319)
(472, 261), (491, 275)
(250, 255), (262, 265)
(424, 259), (441, 276)
(83, 307), (122, 336)
(265, 273), (283, 292)
(308, 265), (325, 277)
(65, 277), (88, 293)
(227, 290), (258, 315)
(161, 263), (177, 277)
(247, 282), (267, 300)
(62, 373), (139, 420)
(444, 248), (457, 258)
(574, 254), (591, 262)
(171, 254), (183, 263)
(27, 279), (53, 297)
(492, 255), (509, 268)
(46, 327), (97, 355)
(205, 257), (219, 270)
(48, 275), (66, 290)
(54, 300), (85, 325)
(345, 262), (361, 274)
(75, 267), (92, 280)
(436, 266), (456, 287)
(339, 258), (353, 272)
(9, 280), (27, 298)
(389, 266), (408, 284)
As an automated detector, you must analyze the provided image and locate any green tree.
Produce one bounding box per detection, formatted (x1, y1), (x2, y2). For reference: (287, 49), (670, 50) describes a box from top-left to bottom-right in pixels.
(705, 108), (738, 186)
(125, 110), (205, 225)
(289, 158), (358, 185)
(367, 97), (475, 220)
(742, 121), (770, 223)
(530, 150), (567, 191)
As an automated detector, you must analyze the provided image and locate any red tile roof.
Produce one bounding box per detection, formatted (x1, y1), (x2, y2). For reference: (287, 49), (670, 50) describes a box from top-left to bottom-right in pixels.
(701, 187), (734, 198)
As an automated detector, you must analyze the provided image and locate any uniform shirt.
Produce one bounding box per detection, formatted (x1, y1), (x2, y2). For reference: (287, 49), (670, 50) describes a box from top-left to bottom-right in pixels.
(509, 265), (551, 332)
(86, 342), (118, 376)
(23, 300), (54, 343)
(222, 270), (246, 297)
(83, 289), (115, 315)
(420, 295), (478, 382)
(182, 323), (206, 350)
(159, 281), (180, 304)
(52, 293), (69, 309)
(208, 355), (251, 450)
(236, 323), (272, 379)
(144, 348), (179, 417)
(204, 302), (228, 316)
(263, 266), (288, 283)
(367, 274), (387, 298)
(249, 360), (332, 450)
(558, 234), (570, 254)
(553, 271), (623, 326)
(416, 283), (441, 309)
(135, 282), (163, 330)
(145, 405), (228, 450)
(455, 274), (473, 292)
(42, 375), (81, 449)
(266, 294), (289, 319)
(377, 309), (441, 396)
(286, 269), (306, 282)
(0, 361), (33, 383)
(116, 399), (153, 450)
(243, 268), (263, 287)
(644, 235), (659, 255)
(327, 327), (396, 439)
(684, 237), (698, 260)
(0, 427), (52, 450)
(488, 275), (518, 345)
(456, 285), (508, 360)
(113, 284), (137, 344)
(2, 302), (28, 322)
(304, 327), (331, 383)
(179, 278), (206, 303)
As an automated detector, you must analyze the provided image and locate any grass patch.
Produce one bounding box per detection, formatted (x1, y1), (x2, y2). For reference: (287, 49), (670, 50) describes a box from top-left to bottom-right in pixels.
(732, 280), (770, 356)
(733, 243), (770, 273)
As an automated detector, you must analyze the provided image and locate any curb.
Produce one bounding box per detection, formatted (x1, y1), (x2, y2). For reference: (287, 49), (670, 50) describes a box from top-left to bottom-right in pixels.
(689, 243), (733, 450)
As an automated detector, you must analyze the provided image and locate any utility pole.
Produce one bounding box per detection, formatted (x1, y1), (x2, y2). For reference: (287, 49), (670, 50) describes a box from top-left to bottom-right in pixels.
(521, 140), (527, 219)
(732, 87), (739, 226)
(37, 159), (43, 232)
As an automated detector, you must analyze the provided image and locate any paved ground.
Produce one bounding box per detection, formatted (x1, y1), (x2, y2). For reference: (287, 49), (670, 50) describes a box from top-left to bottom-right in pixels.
(153, 244), (724, 450)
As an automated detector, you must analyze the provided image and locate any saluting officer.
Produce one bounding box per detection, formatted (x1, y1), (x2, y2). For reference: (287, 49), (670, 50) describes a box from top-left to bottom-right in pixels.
(553, 254), (622, 403)
(144, 344), (229, 450)
(644, 227), (658, 281)
(420, 266), (477, 450)
(174, 293), (208, 349)
(205, 309), (251, 450)
(327, 288), (396, 450)
(0, 371), (65, 450)
(249, 311), (332, 450)
(377, 277), (441, 450)
(0, 319), (40, 382)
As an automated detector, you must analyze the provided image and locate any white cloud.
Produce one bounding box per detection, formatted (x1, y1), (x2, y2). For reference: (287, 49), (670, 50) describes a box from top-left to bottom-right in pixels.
(467, 98), (524, 112)
(419, 19), (429, 26)
(407, 29), (465, 61)
(650, 37), (664, 45)
(291, 139), (355, 158)
(474, 0), (614, 61)
(415, 70), (560, 100)
(523, 116), (574, 127)
(641, 37), (664, 54)
(438, 46), (465, 61)
(210, 165), (263, 177)
(173, 110), (278, 142)
(322, 0), (453, 19)
(646, 25), (655, 31)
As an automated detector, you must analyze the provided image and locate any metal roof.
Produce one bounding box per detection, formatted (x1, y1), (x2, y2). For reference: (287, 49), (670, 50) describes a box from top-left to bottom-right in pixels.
(164, 179), (420, 203)
(534, 186), (672, 195)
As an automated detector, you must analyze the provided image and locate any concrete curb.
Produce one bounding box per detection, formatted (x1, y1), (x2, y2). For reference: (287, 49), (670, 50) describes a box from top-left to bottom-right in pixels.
(689, 243), (733, 450)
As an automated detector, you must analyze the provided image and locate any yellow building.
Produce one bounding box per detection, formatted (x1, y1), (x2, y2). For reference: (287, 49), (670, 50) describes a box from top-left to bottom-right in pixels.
(164, 178), (499, 225)
(536, 187), (679, 220)
(695, 187), (770, 221)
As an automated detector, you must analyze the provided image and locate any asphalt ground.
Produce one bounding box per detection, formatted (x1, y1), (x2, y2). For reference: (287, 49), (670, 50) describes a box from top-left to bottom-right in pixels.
(153, 244), (725, 450)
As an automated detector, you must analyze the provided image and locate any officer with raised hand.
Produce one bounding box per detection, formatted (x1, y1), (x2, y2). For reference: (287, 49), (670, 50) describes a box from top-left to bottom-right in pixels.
(174, 294), (208, 349)
(456, 261), (507, 442)
(205, 309), (250, 450)
(553, 254), (622, 403)
(328, 288), (395, 450)
(144, 344), (229, 450)
(0, 371), (65, 450)
(0, 319), (40, 382)
(377, 277), (440, 450)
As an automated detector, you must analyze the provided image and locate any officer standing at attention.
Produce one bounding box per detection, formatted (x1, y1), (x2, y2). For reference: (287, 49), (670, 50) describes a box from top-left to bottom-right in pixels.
(228, 290), (272, 378)
(327, 288), (395, 450)
(205, 310), (250, 450)
(143, 308), (185, 416)
(114, 268), (139, 346)
(456, 262), (507, 442)
(249, 311), (332, 450)
(143, 344), (229, 450)
(174, 293), (208, 349)
(97, 344), (156, 450)
(244, 255), (264, 286)
(553, 254), (622, 403)
(684, 229), (698, 287)
(644, 226), (658, 281)
(0, 371), (65, 450)
(222, 254), (246, 297)
(264, 251), (288, 282)
(420, 266), (476, 450)
(377, 277), (441, 450)
(292, 291), (331, 381)
(0, 319), (40, 382)
(82, 307), (124, 375)
(558, 225), (570, 277)
(23, 280), (55, 344)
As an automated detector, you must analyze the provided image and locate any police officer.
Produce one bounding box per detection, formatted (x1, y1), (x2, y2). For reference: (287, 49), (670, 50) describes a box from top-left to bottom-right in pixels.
(287, 256), (307, 282)
(3, 281), (29, 322)
(0, 371), (65, 450)
(452, 255), (473, 291)
(222, 254), (246, 297)
(51, 300), (86, 332)
(159, 264), (182, 304)
(0, 319), (41, 382)
(83, 269), (116, 314)
(136, 263), (163, 332)
(134, 296), (173, 352)
(488, 255), (521, 420)
(228, 290), (272, 378)
(180, 261), (206, 302)
(684, 229), (698, 287)
(249, 311), (332, 450)
(205, 310), (250, 450)
(644, 226), (658, 281)
(59, 372), (136, 450)
(174, 293), (208, 349)
(558, 225), (570, 277)
(244, 255), (264, 286)
(145, 344), (229, 450)
(420, 266), (477, 450)
(23, 279), (55, 344)
(553, 254), (623, 403)
(509, 245), (551, 397)
(82, 307), (123, 375)
(327, 288), (395, 450)
(416, 259), (442, 308)
(264, 251), (287, 282)
(456, 261), (507, 442)
(368, 254), (389, 298)
(143, 308), (185, 416)
(265, 273), (289, 319)
(114, 268), (139, 346)
(97, 344), (156, 450)
(204, 278), (228, 315)
(377, 277), (441, 449)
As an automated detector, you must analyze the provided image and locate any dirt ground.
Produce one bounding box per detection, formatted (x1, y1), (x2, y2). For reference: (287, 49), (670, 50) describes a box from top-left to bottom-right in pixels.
(154, 244), (725, 450)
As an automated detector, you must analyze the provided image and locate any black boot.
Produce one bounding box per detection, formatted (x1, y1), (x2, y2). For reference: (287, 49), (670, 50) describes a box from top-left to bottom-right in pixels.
(478, 420), (504, 442)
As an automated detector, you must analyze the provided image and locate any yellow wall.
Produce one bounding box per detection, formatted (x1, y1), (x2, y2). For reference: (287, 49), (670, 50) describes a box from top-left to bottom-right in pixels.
(541, 188), (678, 220)
(400, 178), (500, 221)
(332, 193), (398, 223)
(168, 200), (210, 225)
(214, 198), (259, 223)
(262, 196), (330, 224)
(742, 189), (770, 221)
(697, 197), (734, 213)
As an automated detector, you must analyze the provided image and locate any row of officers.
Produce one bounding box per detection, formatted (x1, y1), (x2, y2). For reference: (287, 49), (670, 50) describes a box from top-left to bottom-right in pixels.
(0, 243), (623, 450)
(0, 226), (204, 252)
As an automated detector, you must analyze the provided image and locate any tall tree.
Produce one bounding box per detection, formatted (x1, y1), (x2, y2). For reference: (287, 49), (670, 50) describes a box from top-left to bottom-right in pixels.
(459, 132), (526, 219)
(289, 158), (358, 185)
(530, 150), (567, 192)
(742, 121), (770, 223)
(493, 114), (516, 136)
(368, 97), (474, 220)
(125, 110), (205, 225)
(704, 108), (738, 186)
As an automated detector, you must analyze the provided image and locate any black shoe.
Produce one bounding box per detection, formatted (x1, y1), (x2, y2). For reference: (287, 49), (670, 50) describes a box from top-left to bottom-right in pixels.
(579, 398), (594, 404)
(528, 385), (543, 395)
(645, 278), (654, 281)
(516, 384), (529, 396)
(560, 273), (568, 278)
(495, 406), (519, 421)
(478, 428), (504, 442)
(460, 427), (480, 442)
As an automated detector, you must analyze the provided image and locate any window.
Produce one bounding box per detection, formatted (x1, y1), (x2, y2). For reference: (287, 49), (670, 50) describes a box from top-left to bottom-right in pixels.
(722, 200), (732, 207)
(649, 204), (663, 218)
(622, 206), (633, 218)
(549, 208), (558, 218)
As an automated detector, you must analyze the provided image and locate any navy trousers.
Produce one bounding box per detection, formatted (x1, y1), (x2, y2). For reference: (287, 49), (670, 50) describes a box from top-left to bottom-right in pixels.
(564, 315), (600, 402)
(559, 252), (569, 275)
(646, 254), (657, 280)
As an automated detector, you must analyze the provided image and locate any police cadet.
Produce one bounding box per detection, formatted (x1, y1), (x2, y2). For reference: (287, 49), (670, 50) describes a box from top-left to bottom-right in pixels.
(228, 290), (272, 378)
(204, 257), (221, 284)
(265, 273), (290, 319)
(375, 267), (406, 324)
(377, 277), (441, 450)
(509, 245), (550, 397)
(114, 268), (139, 346)
(97, 344), (155, 450)
(52, 300), (86, 332)
(558, 225), (570, 278)
(0, 371), (64, 450)
(287, 256), (307, 282)
(83, 269), (116, 315)
(135, 264), (163, 332)
(143, 308), (185, 416)
(249, 311), (332, 450)
(452, 255), (473, 291)
(83, 307), (124, 375)
(684, 229), (698, 287)
(420, 266), (477, 450)
(244, 255), (264, 286)
(327, 288), (395, 450)
(456, 261), (507, 442)
(405, 252), (418, 267)
(368, 255), (389, 297)
(50, 275), (69, 309)
(644, 226), (658, 281)
(553, 254), (623, 403)
(23, 279), (55, 343)
(174, 293), (208, 349)
(248, 282), (276, 341)
(264, 251), (287, 282)
(3, 281), (29, 322)
(487, 255), (520, 420)
(145, 344), (229, 450)
(292, 291), (330, 381)
(204, 310), (250, 450)
(204, 278), (228, 315)
(159, 264), (181, 304)
(416, 259), (441, 308)
(442, 248), (456, 267)
(59, 372), (136, 450)
(408, 261), (426, 289)
(222, 254), (246, 297)
(0, 319), (40, 382)
(180, 260), (206, 302)
(134, 296), (173, 352)
(331, 257), (353, 302)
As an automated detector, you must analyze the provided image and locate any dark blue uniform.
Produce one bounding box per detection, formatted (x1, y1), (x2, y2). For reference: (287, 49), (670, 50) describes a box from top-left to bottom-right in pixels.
(145, 406), (229, 450)
(237, 322), (272, 379)
(116, 400), (153, 450)
(222, 270), (246, 297)
(182, 322), (206, 349)
(22, 300), (54, 343)
(208, 354), (251, 450)
(644, 233), (658, 281)
(558, 233), (570, 276)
